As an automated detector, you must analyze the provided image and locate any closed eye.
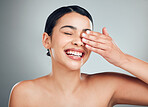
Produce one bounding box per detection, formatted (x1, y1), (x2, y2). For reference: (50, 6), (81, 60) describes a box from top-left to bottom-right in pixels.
(64, 32), (72, 35)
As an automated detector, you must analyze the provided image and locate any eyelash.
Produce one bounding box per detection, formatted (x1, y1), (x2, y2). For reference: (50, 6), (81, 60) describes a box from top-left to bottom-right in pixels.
(64, 32), (72, 35)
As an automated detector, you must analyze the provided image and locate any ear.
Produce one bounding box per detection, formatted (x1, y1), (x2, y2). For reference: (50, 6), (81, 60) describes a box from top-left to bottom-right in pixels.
(42, 32), (52, 49)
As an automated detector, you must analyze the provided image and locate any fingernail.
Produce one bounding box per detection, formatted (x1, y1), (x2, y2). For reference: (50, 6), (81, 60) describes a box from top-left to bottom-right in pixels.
(86, 30), (90, 34)
(82, 38), (86, 42)
(85, 44), (89, 48)
(82, 33), (86, 37)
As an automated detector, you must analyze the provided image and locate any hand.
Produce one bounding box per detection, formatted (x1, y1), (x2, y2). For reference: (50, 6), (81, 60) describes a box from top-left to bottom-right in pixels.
(81, 27), (127, 67)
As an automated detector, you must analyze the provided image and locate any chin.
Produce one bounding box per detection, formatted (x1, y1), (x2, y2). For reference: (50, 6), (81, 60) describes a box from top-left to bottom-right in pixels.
(66, 62), (82, 71)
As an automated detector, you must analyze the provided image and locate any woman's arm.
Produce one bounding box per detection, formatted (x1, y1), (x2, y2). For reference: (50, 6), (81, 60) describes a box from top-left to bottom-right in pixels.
(118, 54), (148, 84)
(108, 72), (148, 105)
(81, 28), (148, 105)
(82, 27), (148, 84)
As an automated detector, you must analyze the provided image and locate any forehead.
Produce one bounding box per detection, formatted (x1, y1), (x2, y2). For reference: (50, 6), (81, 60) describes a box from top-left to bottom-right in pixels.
(56, 12), (92, 30)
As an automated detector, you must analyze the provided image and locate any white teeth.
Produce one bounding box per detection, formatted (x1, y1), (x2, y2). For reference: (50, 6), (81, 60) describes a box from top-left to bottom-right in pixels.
(66, 51), (83, 57)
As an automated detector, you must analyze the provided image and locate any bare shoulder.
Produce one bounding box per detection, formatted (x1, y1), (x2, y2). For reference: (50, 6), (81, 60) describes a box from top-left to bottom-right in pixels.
(9, 76), (48, 107)
(10, 79), (36, 95)
(84, 72), (145, 91)
(84, 72), (148, 106)
(9, 80), (35, 107)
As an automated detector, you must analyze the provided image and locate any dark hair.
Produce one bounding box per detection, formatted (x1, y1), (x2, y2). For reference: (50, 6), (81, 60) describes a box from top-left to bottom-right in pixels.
(44, 5), (94, 56)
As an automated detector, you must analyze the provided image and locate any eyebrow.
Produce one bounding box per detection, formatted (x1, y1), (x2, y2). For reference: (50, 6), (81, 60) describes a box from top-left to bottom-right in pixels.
(60, 25), (91, 32)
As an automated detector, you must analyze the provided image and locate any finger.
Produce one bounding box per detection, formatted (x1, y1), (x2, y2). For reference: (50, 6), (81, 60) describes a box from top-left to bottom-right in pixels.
(86, 30), (109, 40)
(86, 30), (102, 37)
(102, 27), (113, 41)
(85, 44), (105, 56)
(102, 27), (109, 36)
(82, 38), (108, 50)
(82, 33), (108, 44)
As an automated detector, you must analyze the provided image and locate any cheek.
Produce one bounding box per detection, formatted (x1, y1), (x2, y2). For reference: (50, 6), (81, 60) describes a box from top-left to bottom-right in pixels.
(50, 35), (71, 56)
(54, 35), (72, 48)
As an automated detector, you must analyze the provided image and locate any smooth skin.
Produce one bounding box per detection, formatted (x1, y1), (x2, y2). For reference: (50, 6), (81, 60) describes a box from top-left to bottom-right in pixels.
(9, 12), (148, 107)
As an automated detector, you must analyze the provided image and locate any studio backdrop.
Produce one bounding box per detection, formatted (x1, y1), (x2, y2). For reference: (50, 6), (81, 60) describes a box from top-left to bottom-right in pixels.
(0, 0), (148, 107)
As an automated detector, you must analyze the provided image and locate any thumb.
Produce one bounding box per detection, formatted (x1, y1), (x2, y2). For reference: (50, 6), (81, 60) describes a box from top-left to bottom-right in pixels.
(102, 27), (109, 36)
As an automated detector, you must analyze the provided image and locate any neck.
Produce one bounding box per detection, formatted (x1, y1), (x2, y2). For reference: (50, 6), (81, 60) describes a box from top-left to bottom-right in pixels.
(48, 59), (83, 95)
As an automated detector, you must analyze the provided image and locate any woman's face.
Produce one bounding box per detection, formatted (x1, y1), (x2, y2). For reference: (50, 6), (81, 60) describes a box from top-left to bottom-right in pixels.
(50, 12), (92, 70)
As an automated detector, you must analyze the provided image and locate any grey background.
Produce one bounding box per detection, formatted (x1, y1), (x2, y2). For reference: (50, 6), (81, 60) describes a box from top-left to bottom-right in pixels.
(0, 0), (148, 107)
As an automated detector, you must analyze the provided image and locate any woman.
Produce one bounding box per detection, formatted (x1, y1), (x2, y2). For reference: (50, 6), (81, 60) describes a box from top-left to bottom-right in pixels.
(9, 5), (148, 107)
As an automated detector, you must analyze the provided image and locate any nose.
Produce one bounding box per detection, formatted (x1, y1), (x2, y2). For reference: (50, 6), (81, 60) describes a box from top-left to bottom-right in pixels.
(72, 36), (84, 47)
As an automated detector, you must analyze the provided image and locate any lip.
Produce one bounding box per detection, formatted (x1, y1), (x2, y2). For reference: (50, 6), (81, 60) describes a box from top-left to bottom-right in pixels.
(64, 48), (85, 60)
(64, 48), (85, 55)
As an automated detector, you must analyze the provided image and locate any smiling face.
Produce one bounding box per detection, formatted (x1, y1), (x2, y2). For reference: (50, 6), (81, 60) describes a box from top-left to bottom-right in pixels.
(46, 12), (92, 70)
